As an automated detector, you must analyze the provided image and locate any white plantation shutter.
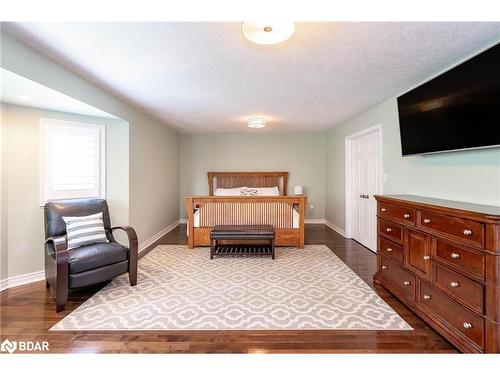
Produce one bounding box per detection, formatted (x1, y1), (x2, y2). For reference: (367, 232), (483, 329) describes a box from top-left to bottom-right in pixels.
(41, 118), (105, 202)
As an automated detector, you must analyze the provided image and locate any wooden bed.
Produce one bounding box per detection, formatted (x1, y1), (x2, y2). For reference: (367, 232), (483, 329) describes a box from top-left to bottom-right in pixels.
(185, 172), (307, 249)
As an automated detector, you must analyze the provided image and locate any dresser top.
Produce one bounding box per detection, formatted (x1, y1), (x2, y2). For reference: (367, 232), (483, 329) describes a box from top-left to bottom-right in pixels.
(376, 194), (500, 218)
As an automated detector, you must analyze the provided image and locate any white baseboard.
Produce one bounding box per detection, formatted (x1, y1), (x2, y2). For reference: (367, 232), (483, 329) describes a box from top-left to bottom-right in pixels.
(305, 219), (326, 224)
(0, 270), (45, 292)
(325, 220), (347, 238)
(179, 218), (187, 224)
(139, 219), (181, 252)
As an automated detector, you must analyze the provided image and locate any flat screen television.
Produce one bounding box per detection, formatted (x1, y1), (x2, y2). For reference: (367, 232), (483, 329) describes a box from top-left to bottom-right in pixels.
(397, 43), (500, 156)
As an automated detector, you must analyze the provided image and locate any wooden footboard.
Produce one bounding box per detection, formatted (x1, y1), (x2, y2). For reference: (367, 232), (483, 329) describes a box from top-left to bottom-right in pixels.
(185, 196), (307, 249)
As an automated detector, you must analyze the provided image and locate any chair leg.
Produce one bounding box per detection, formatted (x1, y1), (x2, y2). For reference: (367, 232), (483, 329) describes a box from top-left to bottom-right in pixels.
(55, 282), (68, 312)
(129, 255), (138, 286)
(45, 280), (50, 289)
(129, 270), (137, 286)
(55, 251), (69, 313)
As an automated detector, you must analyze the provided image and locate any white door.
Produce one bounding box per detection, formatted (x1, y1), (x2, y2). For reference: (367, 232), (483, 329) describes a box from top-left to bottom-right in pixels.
(349, 128), (381, 252)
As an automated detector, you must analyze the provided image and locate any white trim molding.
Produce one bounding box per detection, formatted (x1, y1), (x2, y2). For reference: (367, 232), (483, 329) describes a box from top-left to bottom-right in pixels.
(304, 219), (326, 224)
(0, 270), (45, 292)
(139, 219), (181, 253)
(325, 220), (347, 238)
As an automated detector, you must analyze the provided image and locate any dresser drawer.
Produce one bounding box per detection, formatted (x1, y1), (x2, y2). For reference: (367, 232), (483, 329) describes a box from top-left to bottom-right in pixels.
(433, 238), (484, 280)
(378, 219), (403, 243)
(380, 257), (415, 300)
(419, 281), (484, 349)
(404, 229), (431, 281)
(432, 263), (484, 314)
(378, 236), (404, 264)
(418, 210), (484, 249)
(378, 202), (415, 225)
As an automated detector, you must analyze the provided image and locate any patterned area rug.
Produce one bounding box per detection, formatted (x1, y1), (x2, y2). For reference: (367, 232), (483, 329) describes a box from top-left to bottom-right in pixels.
(51, 245), (412, 331)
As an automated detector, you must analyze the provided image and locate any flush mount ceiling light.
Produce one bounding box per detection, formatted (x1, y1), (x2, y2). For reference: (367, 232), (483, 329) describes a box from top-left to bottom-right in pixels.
(17, 94), (32, 101)
(247, 117), (266, 128)
(241, 22), (295, 45)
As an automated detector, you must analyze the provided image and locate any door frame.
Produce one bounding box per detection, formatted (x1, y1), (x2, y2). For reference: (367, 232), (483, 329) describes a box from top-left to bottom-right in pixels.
(345, 123), (384, 245)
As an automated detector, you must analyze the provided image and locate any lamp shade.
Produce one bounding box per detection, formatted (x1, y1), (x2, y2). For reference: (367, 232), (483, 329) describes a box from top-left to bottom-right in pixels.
(293, 185), (304, 195)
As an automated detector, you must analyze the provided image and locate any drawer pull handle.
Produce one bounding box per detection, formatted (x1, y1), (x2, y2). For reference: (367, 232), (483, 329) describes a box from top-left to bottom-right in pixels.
(423, 218), (431, 224)
(423, 294), (431, 300)
(450, 281), (459, 288)
(386, 228), (392, 232)
(451, 252), (460, 259)
(463, 229), (472, 236)
(386, 248), (393, 252)
(403, 281), (411, 286)
(423, 255), (430, 260)
(381, 208), (387, 212)
(463, 322), (472, 329)
(381, 265), (388, 270)
(403, 213), (411, 219)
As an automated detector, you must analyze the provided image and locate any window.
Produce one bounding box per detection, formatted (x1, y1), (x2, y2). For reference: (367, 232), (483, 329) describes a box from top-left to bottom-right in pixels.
(40, 118), (105, 203)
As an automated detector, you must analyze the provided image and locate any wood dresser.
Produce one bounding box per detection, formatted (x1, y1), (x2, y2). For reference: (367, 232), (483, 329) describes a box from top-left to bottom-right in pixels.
(373, 195), (500, 353)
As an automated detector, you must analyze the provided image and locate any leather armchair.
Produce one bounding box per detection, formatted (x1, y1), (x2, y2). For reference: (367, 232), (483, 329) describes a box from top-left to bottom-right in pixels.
(44, 198), (138, 312)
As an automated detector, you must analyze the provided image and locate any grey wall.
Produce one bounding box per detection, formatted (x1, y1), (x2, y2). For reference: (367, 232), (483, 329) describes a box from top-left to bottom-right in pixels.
(180, 132), (326, 220)
(325, 98), (500, 230)
(1, 103), (129, 278)
(0, 110), (6, 281)
(1, 32), (180, 253)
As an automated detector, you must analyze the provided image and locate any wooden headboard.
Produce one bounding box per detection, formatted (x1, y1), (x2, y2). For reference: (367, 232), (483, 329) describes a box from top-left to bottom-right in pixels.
(208, 172), (289, 196)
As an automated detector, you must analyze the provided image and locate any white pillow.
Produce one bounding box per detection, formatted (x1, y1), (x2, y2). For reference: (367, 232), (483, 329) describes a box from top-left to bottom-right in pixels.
(214, 187), (245, 196)
(62, 212), (108, 250)
(240, 188), (258, 196)
(249, 186), (280, 196)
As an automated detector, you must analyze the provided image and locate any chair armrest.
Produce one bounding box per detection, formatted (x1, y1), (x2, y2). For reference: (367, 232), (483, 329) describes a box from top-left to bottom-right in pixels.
(45, 236), (68, 254)
(110, 226), (138, 247)
(111, 226), (138, 282)
(45, 236), (69, 282)
(110, 226), (138, 255)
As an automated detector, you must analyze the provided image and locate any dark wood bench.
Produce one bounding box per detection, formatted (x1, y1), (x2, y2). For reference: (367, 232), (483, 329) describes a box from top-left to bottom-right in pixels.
(209, 225), (275, 259)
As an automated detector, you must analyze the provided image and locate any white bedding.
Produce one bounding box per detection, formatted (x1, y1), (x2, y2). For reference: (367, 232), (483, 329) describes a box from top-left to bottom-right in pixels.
(214, 186), (280, 196)
(191, 207), (300, 229)
(189, 186), (297, 235)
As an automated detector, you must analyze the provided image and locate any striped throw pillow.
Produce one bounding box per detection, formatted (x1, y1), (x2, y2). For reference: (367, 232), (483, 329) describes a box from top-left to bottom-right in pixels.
(62, 212), (109, 250)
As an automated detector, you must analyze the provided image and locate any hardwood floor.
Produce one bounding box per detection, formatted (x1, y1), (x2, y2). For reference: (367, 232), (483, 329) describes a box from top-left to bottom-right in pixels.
(0, 224), (457, 353)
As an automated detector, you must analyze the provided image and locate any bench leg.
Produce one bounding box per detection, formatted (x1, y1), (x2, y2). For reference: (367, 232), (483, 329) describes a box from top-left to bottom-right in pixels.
(271, 238), (275, 259)
(210, 239), (214, 259)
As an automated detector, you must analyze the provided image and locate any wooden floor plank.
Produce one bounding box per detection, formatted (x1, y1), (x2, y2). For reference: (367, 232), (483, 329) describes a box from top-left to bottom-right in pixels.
(0, 224), (457, 353)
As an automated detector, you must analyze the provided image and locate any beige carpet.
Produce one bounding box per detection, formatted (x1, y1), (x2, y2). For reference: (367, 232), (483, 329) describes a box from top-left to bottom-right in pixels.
(51, 245), (412, 331)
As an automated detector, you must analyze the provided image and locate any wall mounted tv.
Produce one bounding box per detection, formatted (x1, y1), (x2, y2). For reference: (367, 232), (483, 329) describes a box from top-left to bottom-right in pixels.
(397, 43), (500, 156)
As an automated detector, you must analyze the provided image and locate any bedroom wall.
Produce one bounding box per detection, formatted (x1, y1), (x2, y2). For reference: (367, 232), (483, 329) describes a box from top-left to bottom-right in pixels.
(179, 132), (326, 220)
(1, 32), (180, 257)
(0, 111), (6, 282)
(0, 103), (130, 279)
(325, 98), (500, 231)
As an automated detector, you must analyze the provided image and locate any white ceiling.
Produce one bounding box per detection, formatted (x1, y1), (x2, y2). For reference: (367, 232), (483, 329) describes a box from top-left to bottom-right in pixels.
(2, 22), (500, 133)
(0, 68), (117, 119)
